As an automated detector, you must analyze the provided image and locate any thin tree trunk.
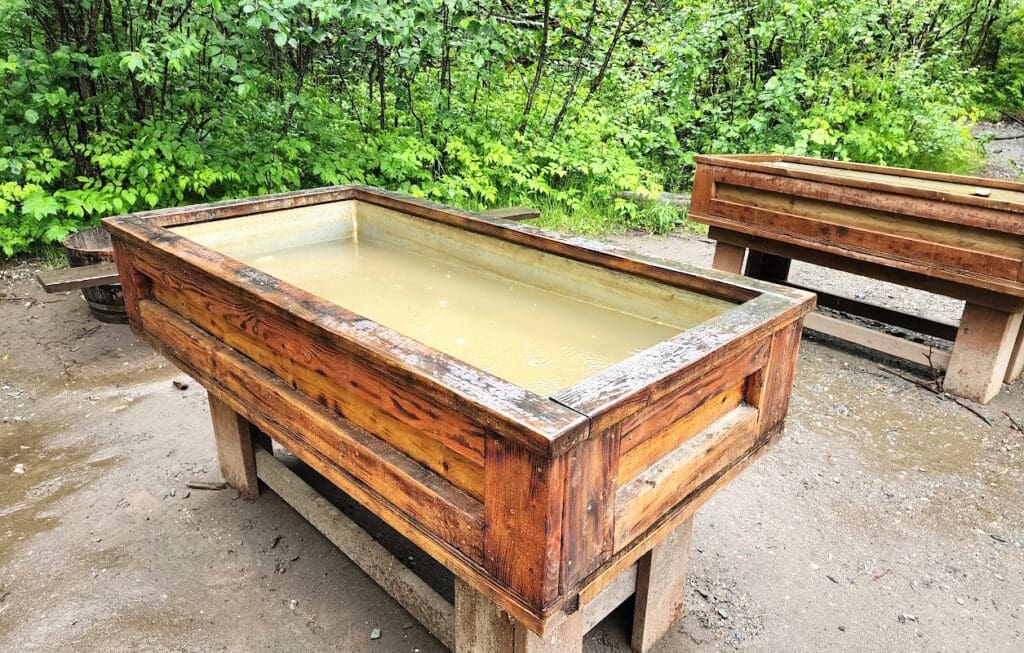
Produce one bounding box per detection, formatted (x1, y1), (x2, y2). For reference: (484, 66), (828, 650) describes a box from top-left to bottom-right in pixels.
(518, 0), (550, 134)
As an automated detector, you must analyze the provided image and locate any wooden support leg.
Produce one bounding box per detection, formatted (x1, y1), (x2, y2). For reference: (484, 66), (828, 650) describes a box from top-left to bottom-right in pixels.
(454, 579), (584, 653)
(711, 242), (746, 274)
(208, 393), (261, 499)
(631, 516), (693, 653)
(1005, 321), (1024, 383)
(744, 250), (791, 283)
(944, 304), (1024, 404)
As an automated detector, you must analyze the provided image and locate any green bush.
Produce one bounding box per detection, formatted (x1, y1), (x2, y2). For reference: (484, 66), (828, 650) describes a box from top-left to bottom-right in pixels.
(0, 0), (1021, 256)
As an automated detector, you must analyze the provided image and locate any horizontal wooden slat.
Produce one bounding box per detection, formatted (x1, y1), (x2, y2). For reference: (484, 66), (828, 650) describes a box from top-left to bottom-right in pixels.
(137, 298), (485, 562)
(709, 196), (1021, 281)
(615, 406), (759, 546)
(803, 312), (952, 370)
(151, 282), (486, 500)
(716, 182), (1024, 261)
(618, 340), (768, 450)
(35, 262), (120, 292)
(618, 380), (746, 487)
(480, 206), (541, 221)
(699, 155), (1024, 231)
(133, 250), (487, 466)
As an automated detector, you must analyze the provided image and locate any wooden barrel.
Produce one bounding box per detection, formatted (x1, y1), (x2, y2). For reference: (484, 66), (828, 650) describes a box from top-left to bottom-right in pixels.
(63, 227), (128, 324)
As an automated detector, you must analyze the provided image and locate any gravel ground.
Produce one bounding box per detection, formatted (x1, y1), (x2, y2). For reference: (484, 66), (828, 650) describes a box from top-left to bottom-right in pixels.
(2, 134), (1023, 652)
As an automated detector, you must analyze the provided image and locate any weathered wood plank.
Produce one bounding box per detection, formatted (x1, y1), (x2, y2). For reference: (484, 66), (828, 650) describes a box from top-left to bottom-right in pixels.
(138, 299), (486, 562)
(255, 448), (455, 650)
(944, 304), (1023, 403)
(711, 241), (745, 274)
(782, 281), (960, 342)
(709, 196), (1022, 281)
(35, 261), (120, 292)
(631, 517), (693, 653)
(698, 155), (1024, 232)
(208, 392), (261, 499)
(618, 381), (745, 488)
(576, 422), (783, 608)
(481, 206), (541, 222)
(707, 226), (1024, 311)
(149, 279), (486, 500)
(454, 579), (584, 652)
(615, 406), (759, 546)
(484, 437), (566, 609)
(803, 312), (951, 371)
(560, 428), (617, 590)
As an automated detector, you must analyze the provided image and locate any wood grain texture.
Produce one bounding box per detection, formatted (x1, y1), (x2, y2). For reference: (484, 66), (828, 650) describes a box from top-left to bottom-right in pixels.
(146, 270), (485, 500)
(631, 517), (693, 653)
(560, 428), (617, 590)
(691, 156), (1024, 300)
(35, 261), (120, 292)
(484, 436), (566, 609)
(707, 226), (1024, 312)
(802, 313), (951, 370)
(138, 299), (486, 561)
(711, 241), (745, 274)
(104, 185), (814, 638)
(614, 406), (759, 546)
(208, 392), (261, 499)
(944, 304), (1023, 404)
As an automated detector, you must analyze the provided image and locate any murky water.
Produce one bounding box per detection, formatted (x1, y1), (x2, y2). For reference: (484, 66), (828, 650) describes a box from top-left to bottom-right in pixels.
(234, 237), (705, 395)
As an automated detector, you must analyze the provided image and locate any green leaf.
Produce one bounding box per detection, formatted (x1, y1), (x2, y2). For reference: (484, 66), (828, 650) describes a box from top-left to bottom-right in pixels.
(23, 109), (39, 124)
(21, 193), (61, 220)
(274, 32), (288, 48)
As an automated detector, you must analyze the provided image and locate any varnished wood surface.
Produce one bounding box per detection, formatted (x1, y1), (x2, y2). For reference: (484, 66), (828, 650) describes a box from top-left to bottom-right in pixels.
(35, 261), (120, 292)
(104, 184), (813, 636)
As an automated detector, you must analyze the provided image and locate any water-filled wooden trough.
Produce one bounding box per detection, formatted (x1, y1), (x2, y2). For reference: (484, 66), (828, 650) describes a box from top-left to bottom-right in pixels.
(103, 186), (813, 651)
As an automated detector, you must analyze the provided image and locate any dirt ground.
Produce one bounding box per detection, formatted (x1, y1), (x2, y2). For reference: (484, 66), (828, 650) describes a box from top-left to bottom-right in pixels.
(3, 145), (1024, 652)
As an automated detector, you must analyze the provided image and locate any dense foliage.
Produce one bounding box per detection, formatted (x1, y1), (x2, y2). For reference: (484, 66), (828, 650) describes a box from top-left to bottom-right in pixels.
(1, 0), (1022, 255)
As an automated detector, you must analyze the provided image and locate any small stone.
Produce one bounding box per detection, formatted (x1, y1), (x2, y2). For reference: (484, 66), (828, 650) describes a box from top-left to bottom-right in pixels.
(289, 599), (298, 610)
(13, 463), (25, 474)
(956, 597), (965, 605)
(370, 628), (381, 640)
(169, 488), (176, 497)
(172, 380), (189, 391)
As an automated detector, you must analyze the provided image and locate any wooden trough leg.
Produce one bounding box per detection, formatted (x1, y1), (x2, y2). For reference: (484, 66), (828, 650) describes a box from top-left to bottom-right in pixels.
(208, 392), (262, 499)
(454, 579), (584, 653)
(944, 304), (1024, 404)
(631, 516), (694, 653)
(1005, 321), (1024, 383)
(711, 242), (746, 274)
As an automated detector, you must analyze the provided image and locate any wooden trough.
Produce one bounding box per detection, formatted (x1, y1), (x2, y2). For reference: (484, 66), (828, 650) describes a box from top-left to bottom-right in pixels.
(103, 186), (813, 651)
(690, 154), (1024, 404)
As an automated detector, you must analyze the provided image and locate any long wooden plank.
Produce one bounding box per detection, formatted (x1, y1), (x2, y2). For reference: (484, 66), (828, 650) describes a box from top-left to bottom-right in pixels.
(716, 182), (1024, 260)
(617, 381), (745, 488)
(150, 281), (485, 500)
(704, 227), (1024, 308)
(137, 299), (486, 561)
(615, 406), (759, 546)
(781, 281), (959, 341)
(480, 206), (541, 221)
(698, 155), (1024, 229)
(35, 261), (120, 292)
(255, 448), (455, 650)
(803, 312), (951, 370)
(709, 196), (1021, 281)
(136, 250), (487, 466)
